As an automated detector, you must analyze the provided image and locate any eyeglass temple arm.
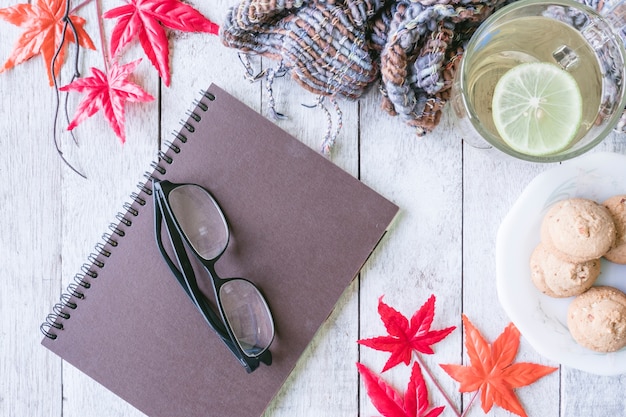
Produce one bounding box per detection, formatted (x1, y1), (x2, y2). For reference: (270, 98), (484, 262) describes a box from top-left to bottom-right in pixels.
(153, 189), (237, 344)
(154, 195), (262, 373)
(154, 206), (194, 301)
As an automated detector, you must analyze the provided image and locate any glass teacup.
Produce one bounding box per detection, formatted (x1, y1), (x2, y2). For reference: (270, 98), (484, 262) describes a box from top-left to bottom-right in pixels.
(451, 0), (626, 162)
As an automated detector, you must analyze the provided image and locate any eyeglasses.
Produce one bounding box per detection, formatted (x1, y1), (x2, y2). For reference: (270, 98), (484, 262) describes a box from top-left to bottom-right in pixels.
(152, 179), (274, 373)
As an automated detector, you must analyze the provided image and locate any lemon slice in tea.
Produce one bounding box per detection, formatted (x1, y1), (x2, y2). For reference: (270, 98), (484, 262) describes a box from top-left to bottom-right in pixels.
(492, 62), (583, 156)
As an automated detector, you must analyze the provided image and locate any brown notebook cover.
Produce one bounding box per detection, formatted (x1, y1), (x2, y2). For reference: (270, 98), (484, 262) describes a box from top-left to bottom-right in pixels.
(41, 84), (399, 417)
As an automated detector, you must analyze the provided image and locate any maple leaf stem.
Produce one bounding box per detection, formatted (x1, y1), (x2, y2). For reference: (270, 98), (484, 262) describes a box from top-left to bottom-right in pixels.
(460, 391), (479, 417)
(48, 0), (87, 177)
(69, 0), (95, 13)
(69, 0), (109, 70)
(93, 0), (110, 71)
(413, 353), (461, 417)
(52, 99), (87, 178)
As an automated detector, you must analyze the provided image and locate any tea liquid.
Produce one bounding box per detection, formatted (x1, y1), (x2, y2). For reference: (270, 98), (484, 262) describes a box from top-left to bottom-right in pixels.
(464, 16), (602, 144)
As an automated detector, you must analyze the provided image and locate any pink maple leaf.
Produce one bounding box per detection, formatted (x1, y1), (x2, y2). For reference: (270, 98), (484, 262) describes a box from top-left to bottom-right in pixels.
(103, 0), (219, 86)
(358, 295), (456, 372)
(59, 59), (154, 143)
(357, 362), (445, 417)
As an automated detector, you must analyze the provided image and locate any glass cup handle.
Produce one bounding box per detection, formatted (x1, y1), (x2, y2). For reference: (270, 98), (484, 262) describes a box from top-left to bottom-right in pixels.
(600, 0), (626, 134)
(603, 0), (626, 42)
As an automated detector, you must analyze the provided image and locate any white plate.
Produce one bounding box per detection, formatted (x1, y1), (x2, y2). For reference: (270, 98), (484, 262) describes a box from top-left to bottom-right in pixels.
(496, 152), (626, 375)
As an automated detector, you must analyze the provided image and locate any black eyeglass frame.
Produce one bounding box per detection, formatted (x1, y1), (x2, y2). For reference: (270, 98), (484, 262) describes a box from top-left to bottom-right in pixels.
(152, 179), (274, 373)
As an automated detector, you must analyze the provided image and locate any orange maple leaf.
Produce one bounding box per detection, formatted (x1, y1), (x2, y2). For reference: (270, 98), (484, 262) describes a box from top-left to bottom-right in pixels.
(0, 0), (96, 86)
(440, 315), (557, 417)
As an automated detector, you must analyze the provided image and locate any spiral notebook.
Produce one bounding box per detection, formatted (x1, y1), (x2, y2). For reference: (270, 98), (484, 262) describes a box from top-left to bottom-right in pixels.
(41, 84), (399, 417)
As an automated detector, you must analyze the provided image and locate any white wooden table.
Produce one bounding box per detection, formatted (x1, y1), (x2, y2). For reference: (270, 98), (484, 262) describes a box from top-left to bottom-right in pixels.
(1, 0), (626, 415)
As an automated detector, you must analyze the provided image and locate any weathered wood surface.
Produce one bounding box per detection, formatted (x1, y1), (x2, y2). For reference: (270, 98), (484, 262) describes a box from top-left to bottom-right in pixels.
(0, 0), (625, 415)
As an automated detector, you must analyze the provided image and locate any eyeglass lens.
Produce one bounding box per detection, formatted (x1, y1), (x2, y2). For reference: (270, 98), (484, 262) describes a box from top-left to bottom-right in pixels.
(220, 280), (274, 356)
(168, 185), (229, 260)
(167, 184), (274, 358)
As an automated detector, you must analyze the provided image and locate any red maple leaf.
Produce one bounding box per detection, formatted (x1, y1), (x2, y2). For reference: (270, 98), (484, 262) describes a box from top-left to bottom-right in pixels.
(440, 315), (557, 417)
(358, 295), (456, 372)
(59, 59), (154, 143)
(103, 0), (219, 86)
(0, 0), (96, 86)
(357, 362), (445, 417)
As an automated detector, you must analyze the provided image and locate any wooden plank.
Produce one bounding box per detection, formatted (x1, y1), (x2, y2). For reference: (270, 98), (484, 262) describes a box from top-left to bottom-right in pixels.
(460, 139), (560, 416)
(562, 371), (626, 416)
(261, 59), (361, 417)
(0, 30), (63, 416)
(358, 96), (464, 415)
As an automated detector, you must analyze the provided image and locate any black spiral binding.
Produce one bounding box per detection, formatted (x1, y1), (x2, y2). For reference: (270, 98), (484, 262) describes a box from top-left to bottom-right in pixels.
(40, 89), (216, 340)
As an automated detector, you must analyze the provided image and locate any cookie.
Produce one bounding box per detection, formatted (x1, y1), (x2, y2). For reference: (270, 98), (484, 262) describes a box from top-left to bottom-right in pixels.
(567, 286), (626, 353)
(603, 195), (626, 264)
(540, 198), (616, 263)
(530, 243), (600, 298)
